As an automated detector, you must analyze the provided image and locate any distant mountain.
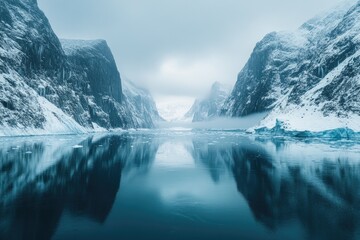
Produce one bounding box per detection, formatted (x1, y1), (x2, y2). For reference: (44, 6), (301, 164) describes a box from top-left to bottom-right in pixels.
(185, 82), (230, 122)
(0, 0), (159, 136)
(222, 0), (360, 134)
(122, 77), (164, 126)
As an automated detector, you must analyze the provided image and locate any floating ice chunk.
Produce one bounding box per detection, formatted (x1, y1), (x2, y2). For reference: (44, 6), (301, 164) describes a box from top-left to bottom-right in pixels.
(255, 120), (360, 140)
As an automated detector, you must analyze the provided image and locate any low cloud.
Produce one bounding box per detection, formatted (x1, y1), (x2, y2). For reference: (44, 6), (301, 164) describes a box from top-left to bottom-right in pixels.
(157, 112), (270, 130)
(39, 0), (344, 97)
(142, 55), (234, 96)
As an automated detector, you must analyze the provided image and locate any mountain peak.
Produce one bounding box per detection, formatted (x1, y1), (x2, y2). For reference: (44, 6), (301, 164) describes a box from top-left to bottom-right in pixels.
(60, 39), (108, 56)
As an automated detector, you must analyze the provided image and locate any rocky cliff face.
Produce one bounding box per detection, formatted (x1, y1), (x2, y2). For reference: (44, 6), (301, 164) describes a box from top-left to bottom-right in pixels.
(185, 82), (230, 122)
(222, 0), (360, 132)
(61, 40), (161, 129)
(122, 78), (164, 127)
(0, 0), (158, 135)
(0, 0), (75, 134)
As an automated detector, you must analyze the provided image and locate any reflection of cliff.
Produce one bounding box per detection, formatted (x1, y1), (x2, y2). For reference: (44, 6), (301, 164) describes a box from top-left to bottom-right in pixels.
(0, 134), (159, 240)
(192, 137), (360, 240)
(234, 152), (360, 240)
(231, 144), (279, 227)
(190, 141), (233, 183)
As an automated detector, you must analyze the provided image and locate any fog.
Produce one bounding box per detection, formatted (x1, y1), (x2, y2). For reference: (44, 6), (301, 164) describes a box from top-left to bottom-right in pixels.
(157, 112), (269, 130)
(38, 0), (344, 98)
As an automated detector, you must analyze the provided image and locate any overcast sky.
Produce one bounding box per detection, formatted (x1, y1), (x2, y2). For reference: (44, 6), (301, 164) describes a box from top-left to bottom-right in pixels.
(38, 0), (343, 98)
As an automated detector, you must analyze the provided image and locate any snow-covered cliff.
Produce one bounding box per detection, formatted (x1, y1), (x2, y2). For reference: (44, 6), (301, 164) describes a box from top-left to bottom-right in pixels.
(61, 39), (161, 129)
(222, 0), (360, 135)
(0, 0), (159, 136)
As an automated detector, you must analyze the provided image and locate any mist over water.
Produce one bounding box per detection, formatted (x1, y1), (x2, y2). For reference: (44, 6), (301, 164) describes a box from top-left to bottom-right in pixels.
(157, 112), (269, 130)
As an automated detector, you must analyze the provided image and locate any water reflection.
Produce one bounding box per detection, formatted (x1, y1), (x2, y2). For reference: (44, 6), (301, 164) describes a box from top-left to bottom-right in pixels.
(192, 135), (360, 240)
(0, 132), (360, 240)
(0, 134), (159, 240)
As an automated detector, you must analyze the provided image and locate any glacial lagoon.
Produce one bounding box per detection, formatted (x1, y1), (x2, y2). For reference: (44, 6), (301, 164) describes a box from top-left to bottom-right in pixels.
(1, 130), (360, 240)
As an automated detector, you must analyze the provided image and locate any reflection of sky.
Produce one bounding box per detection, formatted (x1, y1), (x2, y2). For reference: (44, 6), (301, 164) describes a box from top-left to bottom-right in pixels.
(152, 140), (236, 206)
(154, 141), (195, 168)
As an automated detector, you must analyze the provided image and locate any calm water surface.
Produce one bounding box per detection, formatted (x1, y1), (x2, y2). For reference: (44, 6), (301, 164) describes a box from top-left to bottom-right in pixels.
(1, 130), (360, 240)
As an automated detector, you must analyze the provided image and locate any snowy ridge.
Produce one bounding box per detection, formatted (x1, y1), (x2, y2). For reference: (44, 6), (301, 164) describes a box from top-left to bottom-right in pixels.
(223, 0), (360, 137)
(60, 39), (106, 56)
(256, 49), (360, 134)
